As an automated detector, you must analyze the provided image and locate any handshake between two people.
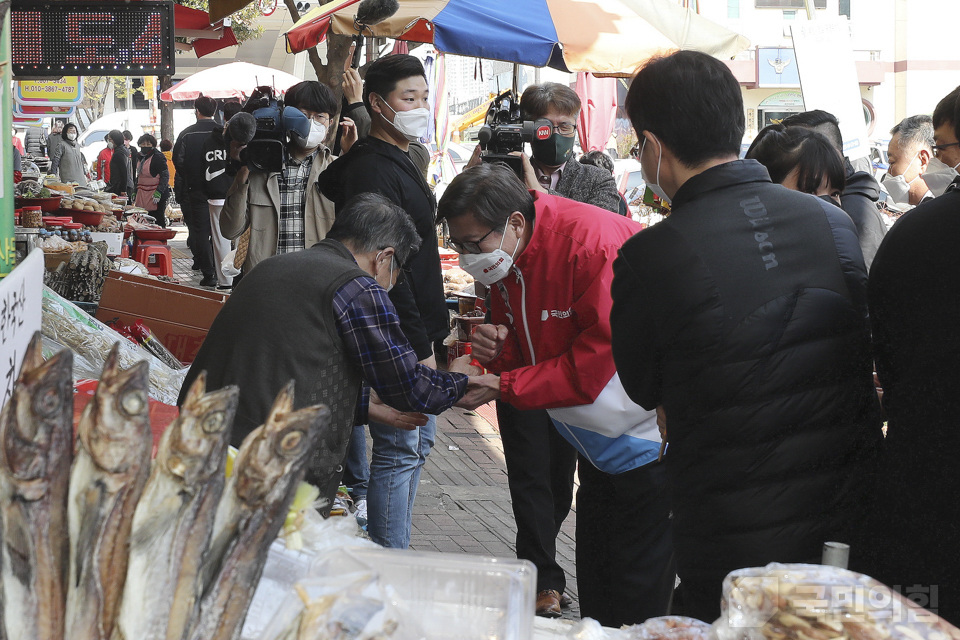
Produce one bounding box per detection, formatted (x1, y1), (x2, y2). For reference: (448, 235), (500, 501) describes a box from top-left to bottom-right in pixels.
(370, 324), (509, 430)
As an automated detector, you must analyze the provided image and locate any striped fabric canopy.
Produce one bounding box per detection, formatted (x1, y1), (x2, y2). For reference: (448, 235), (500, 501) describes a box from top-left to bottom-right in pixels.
(284, 0), (750, 76)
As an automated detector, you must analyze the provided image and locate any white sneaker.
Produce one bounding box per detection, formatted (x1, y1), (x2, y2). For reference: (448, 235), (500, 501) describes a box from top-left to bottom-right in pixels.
(354, 499), (368, 530)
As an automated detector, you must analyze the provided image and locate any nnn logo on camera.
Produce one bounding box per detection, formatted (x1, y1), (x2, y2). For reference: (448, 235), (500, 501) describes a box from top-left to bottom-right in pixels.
(536, 125), (552, 140)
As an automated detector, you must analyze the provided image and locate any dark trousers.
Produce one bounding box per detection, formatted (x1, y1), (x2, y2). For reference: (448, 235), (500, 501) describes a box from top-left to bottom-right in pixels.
(497, 402), (577, 593)
(184, 190), (215, 277)
(576, 457), (675, 627)
(154, 191), (169, 228)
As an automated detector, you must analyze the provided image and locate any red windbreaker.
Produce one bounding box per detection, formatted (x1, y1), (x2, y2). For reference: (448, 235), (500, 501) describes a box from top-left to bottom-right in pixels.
(487, 191), (642, 410)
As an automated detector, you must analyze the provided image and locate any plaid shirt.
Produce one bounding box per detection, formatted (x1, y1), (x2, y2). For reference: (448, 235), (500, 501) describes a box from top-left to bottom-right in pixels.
(277, 150), (317, 253)
(334, 276), (467, 424)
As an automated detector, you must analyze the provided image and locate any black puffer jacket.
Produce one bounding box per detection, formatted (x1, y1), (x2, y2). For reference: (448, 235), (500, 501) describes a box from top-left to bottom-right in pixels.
(840, 161), (886, 271)
(318, 137), (447, 360)
(610, 160), (882, 619)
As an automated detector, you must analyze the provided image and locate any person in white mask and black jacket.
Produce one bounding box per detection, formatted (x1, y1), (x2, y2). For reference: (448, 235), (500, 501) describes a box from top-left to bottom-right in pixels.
(50, 122), (88, 186)
(884, 115), (936, 209)
(318, 54), (448, 552)
(220, 81), (357, 275)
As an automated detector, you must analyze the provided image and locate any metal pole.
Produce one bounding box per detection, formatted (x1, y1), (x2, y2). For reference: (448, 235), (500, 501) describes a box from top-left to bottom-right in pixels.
(804, 0), (816, 20)
(512, 63), (520, 95)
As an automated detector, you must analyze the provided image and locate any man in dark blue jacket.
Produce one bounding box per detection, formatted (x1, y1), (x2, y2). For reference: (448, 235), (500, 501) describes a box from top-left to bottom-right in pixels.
(609, 50), (882, 622)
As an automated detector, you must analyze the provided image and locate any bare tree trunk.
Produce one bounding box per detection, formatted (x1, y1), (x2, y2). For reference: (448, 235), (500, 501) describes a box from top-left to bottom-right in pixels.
(159, 75), (175, 143)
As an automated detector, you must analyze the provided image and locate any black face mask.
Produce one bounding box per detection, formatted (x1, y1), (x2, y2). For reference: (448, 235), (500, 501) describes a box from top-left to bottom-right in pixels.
(530, 132), (576, 167)
(141, 147), (154, 155)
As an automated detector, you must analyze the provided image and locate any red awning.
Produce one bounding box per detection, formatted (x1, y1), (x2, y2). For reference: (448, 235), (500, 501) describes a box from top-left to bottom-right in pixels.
(174, 3), (239, 58)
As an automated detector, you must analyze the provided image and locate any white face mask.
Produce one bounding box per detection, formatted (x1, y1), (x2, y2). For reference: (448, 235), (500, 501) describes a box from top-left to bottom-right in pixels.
(66, 131), (77, 141)
(458, 220), (520, 286)
(303, 121), (327, 149)
(640, 136), (672, 205)
(881, 153), (921, 203)
(923, 156), (960, 196)
(376, 251), (396, 293)
(380, 99), (430, 143)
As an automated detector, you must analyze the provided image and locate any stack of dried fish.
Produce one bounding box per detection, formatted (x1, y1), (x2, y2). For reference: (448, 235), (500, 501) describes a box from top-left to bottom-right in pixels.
(0, 332), (331, 640)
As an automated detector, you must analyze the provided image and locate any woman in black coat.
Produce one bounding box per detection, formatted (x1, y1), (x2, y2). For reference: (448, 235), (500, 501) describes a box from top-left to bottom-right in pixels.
(106, 129), (133, 196)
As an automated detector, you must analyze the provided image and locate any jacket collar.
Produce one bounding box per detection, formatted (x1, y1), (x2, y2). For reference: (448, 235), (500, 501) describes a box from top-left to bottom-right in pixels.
(671, 159), (771, 209)
(512, 191), (559, 272)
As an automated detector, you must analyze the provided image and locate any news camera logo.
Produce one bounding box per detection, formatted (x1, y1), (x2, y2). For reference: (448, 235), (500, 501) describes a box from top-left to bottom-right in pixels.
(535, 124), (552, 141)
(725, 577), (941, 629)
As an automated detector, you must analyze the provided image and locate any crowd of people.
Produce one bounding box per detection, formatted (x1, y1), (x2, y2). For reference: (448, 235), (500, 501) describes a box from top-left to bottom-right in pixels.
(19, 46), (949, 627)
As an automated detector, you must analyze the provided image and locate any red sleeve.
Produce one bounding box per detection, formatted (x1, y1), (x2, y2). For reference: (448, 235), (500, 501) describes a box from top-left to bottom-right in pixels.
(484, 288), (525, 374)
(498, 244), (619, 411)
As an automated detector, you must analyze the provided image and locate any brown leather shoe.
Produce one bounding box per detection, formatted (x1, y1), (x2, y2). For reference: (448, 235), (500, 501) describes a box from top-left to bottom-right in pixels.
(536, 589), (562, 618)
(559, 592), (573, 609)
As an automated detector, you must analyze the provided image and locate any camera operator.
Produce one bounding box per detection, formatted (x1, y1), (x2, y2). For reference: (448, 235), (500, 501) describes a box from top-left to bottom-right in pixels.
(220, 81), (357, 274)
(174, 95), (221, 287)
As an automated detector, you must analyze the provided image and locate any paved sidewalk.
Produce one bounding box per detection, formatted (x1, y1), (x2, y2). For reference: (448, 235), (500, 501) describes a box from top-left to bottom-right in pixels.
(169, 222), (584, 620)
(410, 406), (582, 621)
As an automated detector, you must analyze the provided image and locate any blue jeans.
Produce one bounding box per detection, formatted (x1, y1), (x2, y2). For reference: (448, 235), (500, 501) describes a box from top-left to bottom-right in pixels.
(341, 424), (369, 501)
(366, 414), (437, 548)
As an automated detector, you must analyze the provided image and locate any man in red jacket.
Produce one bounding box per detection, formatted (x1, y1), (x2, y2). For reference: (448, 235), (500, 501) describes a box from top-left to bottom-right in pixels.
(443, 164), (673, 627)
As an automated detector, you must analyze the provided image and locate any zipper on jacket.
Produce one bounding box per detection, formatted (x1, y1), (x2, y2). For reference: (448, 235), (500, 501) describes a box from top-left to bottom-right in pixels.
(515, 268), (537, 366)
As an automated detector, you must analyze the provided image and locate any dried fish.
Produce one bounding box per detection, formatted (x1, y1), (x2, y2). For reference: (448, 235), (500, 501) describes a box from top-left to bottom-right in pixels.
(188, 381), (330, 640)
(66, 345), (152, 640)
(0, 332), (74, 640)
(111, 373), (238, 640)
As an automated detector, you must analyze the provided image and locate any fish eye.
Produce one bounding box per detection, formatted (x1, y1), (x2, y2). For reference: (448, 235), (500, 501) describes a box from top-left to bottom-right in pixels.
(33, 385), (61, 418)
(278, 430), (304, 454)
(201, 411), (227, 433)
(121, 389), (147, 416)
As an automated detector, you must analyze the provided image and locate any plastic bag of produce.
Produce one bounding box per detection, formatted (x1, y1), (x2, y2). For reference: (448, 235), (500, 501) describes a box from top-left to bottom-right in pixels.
(713, 564), (960, 640)
(41, 286), (187, 405)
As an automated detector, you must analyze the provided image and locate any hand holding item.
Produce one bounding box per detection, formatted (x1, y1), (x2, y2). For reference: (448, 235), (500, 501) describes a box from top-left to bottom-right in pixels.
(465, 144), (483, 169)
(369, 390), (427, 431)
(471, 324), (508, 364)
(455, 374), (502, 410)
(448, 355), (483, 376)
(509, 151), (545, 192)
(340, 117), (358, 154)
(229, 140), (247, 162)
(342, 66), (363, 104)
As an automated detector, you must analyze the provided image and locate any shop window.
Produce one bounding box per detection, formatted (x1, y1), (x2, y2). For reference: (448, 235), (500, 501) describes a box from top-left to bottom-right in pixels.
(839, 0), (851, 17)
(728, 0), (740, 18)
(783, 10), (796, 19)
(756, 0), (826, 8)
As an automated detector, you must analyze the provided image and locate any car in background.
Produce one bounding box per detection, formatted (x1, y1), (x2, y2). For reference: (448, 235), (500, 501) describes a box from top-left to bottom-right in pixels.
(78, 109), (196, 172)
(869, 139), (890, 180)
(614, 158), (644, 199)
(445, 141), (476, 174)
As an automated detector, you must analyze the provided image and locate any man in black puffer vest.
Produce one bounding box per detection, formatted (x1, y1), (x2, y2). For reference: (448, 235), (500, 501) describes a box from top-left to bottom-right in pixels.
(609, 51), (883, 622)
(180, 193), (478, 513)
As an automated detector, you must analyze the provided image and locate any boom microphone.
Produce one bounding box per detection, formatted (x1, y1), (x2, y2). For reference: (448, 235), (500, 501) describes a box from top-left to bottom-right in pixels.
(355, 0), (399, 27)
(224, 112), (257, 145)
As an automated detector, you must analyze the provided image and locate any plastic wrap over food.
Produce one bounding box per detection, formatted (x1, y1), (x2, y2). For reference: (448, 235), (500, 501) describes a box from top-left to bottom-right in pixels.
(713, 564), (960, 640)
(40, 334), (102, 382)
(40, 287), (187, 405)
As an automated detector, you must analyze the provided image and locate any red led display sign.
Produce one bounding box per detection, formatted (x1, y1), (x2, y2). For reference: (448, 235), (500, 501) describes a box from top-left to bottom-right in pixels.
(11, 1), (176, 77)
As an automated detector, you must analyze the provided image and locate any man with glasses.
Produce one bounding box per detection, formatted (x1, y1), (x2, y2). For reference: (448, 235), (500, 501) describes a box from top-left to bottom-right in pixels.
(865, 85), (960, 623)
(473, 82), (623, 617)
(441, 163), (673, 626)
(220, 80), (359, 274)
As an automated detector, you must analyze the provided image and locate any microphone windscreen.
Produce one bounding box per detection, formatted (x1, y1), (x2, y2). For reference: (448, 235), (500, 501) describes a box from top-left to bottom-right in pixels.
(355, 0), (399, 26)
(225, 112), (257, 145)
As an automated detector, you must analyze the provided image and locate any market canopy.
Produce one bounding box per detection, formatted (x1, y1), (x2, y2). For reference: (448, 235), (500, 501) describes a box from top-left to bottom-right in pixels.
(174, 3), (239, 58)
(160, 62), (302, 101)
(283, 0), (750, 76)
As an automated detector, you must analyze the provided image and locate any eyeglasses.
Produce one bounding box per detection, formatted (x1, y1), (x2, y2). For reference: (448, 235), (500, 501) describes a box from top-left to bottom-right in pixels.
(550, 122), (577, 136)
(932, 142), (960, 157)
(449, 227), (498, 254)
(302, 112), (330, 125)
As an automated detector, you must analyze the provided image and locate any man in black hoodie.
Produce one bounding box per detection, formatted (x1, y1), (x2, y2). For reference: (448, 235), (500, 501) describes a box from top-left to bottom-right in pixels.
(203, 101), (243, 290)
(318, 54), (447, 550)
(174, 95), (220, 287)
(781, 110), (886, 270)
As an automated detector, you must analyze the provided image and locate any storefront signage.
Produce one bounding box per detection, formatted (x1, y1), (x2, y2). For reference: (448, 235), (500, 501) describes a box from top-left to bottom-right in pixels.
(12, 103), (76, 117)
(10, 0), (175, 77)
(0, 249), (42, 404)
(757, 48), (801, 88)
(15, 77), (84, 107)
(758, 91), (805, 109)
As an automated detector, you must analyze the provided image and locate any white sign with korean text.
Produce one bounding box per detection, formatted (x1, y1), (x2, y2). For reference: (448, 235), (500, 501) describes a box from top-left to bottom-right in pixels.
(791, 20), (870, 161)
(0, 249), (43, 406)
